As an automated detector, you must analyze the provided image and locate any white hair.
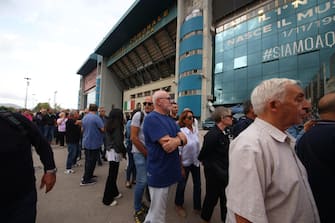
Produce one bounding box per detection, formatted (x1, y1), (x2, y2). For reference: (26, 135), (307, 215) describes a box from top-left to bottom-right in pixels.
(211, 106), (231, 123)
(152, 90), (167, 106)
(251, 78), (298, 115)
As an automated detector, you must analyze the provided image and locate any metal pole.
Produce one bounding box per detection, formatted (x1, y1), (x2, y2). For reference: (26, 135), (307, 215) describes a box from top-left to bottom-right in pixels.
(54, 91), (57, 109)
(32, 93), (36, 109)
(24, 77), (31, 109)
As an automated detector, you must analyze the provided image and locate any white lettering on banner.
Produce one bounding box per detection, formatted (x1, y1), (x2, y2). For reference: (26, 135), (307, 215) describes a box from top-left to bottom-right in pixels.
(226, 24), (272, 45)
(224, 1), (335, 47)
(292, 0), (308, 9)
(283, 16), (335, 37)
(263, 32), (335, 61)
(297, 2), (333, 21)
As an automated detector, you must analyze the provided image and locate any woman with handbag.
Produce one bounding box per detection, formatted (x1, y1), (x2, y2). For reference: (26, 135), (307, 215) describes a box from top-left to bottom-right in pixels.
(102, 108), (126, 207)
(198, 106), (233, 223)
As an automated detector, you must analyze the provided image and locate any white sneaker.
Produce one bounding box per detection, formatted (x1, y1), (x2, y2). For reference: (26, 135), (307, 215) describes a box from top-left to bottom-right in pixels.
(64, 169), (75, 174)
(72, 163), (81, 168)
(109, 200), (118, 206)
(114, 193), (123, 199)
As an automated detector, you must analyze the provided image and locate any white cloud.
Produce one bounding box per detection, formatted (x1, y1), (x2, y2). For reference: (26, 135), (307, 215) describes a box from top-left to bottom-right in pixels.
(0, 0), (135, 109)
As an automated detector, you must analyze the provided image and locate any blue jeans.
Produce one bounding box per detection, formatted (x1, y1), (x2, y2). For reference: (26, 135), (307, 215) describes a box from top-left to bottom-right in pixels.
(66, 143), (79, 169)
(133, 152), (147, 211)
(43, 125), (54, 143)
(175, 164), (201, 210)
(82, 149), (100, 182)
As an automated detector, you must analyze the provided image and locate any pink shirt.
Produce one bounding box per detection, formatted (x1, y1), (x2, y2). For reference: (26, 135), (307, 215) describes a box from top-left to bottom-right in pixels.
(57, 118), (67, 132)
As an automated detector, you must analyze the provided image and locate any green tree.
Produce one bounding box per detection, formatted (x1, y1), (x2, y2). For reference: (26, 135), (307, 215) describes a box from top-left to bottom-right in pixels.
(54, 103), (62, 111)
(32, 102), (51, 112)
(0, 106), (16, 112)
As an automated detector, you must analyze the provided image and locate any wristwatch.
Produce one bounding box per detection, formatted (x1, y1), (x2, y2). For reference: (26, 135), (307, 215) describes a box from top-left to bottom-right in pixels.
(46, 168), (57, 174)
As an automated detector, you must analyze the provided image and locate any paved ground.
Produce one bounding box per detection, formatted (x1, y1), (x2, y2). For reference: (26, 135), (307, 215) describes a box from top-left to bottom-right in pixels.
(33, 130), (222, 223)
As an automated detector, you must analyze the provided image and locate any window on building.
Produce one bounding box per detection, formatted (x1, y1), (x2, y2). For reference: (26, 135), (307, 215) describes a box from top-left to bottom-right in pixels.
(214, 62), (223, 73)
(162, 86), (171, 92)
(234, 56), (247, 69)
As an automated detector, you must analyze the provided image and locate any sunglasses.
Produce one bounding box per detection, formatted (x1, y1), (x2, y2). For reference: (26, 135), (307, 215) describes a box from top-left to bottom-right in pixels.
(224, 115), (233, 118)
(143, 102), (153, 106)
(186, 116), (193, 120)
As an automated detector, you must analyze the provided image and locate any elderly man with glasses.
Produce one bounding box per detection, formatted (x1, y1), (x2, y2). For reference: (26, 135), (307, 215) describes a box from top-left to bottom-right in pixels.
(198, 106), (233, 223)
(142, 90), (187, 223)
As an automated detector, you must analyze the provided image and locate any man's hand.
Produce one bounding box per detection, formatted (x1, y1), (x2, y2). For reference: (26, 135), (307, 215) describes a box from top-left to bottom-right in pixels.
(304, 119), (316, 132)
(40, 173), (56, 193)
(161, 136), (179, 153)
(181, 166), (186, 178)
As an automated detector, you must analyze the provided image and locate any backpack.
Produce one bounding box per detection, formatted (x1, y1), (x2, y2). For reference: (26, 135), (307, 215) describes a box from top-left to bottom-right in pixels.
(126, 111), (145, 153)
(139, 111), (144, 126)
(0, 110), (28, 137)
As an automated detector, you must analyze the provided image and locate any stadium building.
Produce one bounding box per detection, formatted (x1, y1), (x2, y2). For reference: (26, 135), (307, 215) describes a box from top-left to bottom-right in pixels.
(77, 0), (335, 120)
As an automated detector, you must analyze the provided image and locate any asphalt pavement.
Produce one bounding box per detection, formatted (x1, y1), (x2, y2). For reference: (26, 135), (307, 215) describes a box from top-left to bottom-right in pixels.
(33, 130), (221, 223)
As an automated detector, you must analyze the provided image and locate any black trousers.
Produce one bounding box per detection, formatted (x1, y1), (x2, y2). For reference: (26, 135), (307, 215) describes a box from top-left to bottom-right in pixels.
(201, 167), (228, 222)
(58, 131), (65, 146)
(102, 161), (120, 205)
(82, 149), (100, 182)
(3, 188), (37, 223)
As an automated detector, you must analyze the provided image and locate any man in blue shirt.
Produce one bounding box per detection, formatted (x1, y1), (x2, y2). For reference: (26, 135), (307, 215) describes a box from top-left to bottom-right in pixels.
(232, 100), (256, 138)
(297, 92), (335, 223)
(143, 90), (187, 223)
(80, 104), (104, 186)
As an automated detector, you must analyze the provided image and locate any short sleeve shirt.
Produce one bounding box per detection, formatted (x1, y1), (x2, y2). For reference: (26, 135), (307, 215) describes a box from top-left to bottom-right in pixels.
(130, 111), (146, 153)
(180, 127), (200, 167)
(225, 118), (320, 223)
(143, 111), (181, 188)
(82, 113), (104, 150)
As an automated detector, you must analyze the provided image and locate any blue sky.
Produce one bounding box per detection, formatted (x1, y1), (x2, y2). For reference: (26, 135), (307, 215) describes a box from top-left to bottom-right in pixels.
(0, 0), (134, 109)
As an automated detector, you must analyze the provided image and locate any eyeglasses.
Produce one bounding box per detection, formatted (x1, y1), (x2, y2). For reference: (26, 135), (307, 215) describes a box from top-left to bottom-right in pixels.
(159, 97), (171, 101)
(143, 102), (153, 106)
(186, 116), (193, 120)
(224, 115), (233, 119)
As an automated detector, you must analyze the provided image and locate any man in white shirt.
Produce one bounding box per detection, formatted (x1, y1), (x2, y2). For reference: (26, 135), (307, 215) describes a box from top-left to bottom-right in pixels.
(225, 78), (320, 223)
(131, 96), (154, 222)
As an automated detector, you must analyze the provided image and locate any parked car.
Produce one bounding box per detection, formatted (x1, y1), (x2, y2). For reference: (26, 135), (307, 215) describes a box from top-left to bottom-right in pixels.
(202, 118), (215, 130)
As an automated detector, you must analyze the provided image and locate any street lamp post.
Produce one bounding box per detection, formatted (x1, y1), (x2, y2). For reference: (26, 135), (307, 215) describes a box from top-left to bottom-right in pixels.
(24, 77), (31, 109)
(32, 93), (36, 109)
(54, 91), (57, 109)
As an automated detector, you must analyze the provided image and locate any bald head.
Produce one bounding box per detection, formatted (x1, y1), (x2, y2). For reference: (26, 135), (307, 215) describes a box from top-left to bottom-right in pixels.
(318, 93), (335, 118)
(153, 90), (167, 105)
(152, 90), (171, 114)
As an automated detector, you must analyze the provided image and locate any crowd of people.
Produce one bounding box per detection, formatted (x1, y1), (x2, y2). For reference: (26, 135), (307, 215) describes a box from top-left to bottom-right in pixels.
(2, 77), (334, 223)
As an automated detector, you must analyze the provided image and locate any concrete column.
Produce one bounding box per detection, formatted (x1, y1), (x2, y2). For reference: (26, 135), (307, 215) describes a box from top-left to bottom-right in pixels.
(99, 57), (123, 113)
(201, 0), (213, 122)
(175, 0), (185, 102)
(78, 77), (85, 110)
